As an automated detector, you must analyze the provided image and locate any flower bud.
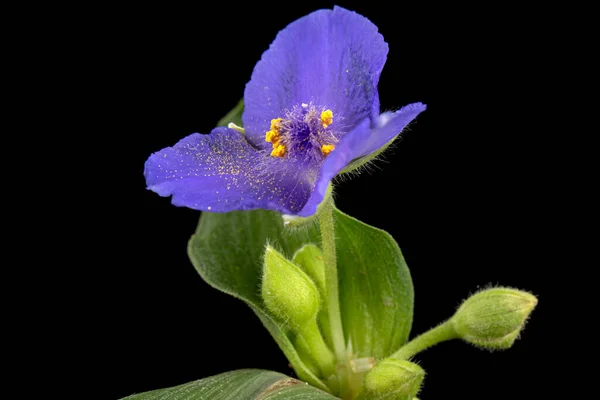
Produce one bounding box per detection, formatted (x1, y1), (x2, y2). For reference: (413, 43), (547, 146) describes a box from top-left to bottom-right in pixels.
(362, 358), (424, 400)
(261, 245), (320, 330)
(292, 244), (326, 295)
(451, 287), (537, 350)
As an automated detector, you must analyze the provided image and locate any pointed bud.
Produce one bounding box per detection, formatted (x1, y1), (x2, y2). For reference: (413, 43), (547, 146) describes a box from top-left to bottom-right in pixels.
(292, 244), (334, 351)
(451, 287), (537, 350)
(261, 246), (320, 330)
(362, 358), (425, 400)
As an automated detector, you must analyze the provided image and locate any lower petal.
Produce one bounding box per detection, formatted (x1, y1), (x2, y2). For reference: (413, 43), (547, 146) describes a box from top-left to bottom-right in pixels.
(144, 128), (318, 214)
(351, 102), (427, 159)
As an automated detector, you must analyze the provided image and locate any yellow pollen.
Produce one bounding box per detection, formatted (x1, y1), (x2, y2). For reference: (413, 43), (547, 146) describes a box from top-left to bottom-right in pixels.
(320, 110), (333, 128)
(271, 143), (286, 157)
(265, 129), (280, 143)
(266, 118), (286, 156)
(321, 144), (335, 156)
(270, 118), (283, 132)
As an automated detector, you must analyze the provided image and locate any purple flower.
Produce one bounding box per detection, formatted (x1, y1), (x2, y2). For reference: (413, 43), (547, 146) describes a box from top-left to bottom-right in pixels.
(144, 7), (426, 217)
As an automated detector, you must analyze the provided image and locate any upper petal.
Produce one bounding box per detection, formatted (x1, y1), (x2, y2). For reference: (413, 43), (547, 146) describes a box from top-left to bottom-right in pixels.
(297, 103), (426, 216)
(243, 6), (389, 148)
(144, 128), (318, 214)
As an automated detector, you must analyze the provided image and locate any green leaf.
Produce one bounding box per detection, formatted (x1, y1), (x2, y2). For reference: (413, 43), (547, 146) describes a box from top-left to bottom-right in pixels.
(188, 210), (327, 391)
(188, 209), (320, 308)
(217, 99), (244, 127)
(334, 207), (414, 360)
(121, 369), (338, 399)
(188, 206), (414, 383)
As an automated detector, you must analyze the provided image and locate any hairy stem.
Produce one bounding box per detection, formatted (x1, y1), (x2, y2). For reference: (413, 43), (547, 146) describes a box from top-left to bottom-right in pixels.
(318, 196), (345, 360)
(298, 320), (336, 378)
(318, 194), (352, 398)
(392, 320), (458, 360)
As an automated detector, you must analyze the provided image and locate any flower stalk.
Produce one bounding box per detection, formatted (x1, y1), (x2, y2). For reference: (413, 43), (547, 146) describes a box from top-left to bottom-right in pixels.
(317, 193), (352, 397)
(317, 194), (345, 360)
(392, 320), (458, 360)
(296, 320), (336, 378)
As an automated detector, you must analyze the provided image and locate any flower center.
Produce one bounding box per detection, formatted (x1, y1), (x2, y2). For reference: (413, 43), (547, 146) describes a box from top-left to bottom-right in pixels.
(265, 103), (337, 160)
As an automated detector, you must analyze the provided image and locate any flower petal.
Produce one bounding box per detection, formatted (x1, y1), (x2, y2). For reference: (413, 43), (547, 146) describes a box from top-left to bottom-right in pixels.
(144, 128), (318, 214)
(351, 102), (427, 159)
(297, 103), (426, 216)
(243, 6), (389, 148)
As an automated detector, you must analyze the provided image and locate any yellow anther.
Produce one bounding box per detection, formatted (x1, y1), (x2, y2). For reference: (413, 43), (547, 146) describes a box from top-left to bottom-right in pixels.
(321, 144), (335, 156)
(320, 110), (333, 128)
(270, 118), (283, 132)
(265, 130), (280, 143)
(271, 143), (286, 157)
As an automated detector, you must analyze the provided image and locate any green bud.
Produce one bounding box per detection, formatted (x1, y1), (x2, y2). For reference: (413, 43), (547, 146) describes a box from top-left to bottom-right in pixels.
(261, 246), (320, 330)
(362, 358), (425, 400)
(292, 243), (334, 351)
(451, 287), (537, 350)
(292, 244), (326, 295)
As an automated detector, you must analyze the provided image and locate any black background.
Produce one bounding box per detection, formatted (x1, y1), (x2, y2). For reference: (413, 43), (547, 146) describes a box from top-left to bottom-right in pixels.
(104, 1), (555, 399)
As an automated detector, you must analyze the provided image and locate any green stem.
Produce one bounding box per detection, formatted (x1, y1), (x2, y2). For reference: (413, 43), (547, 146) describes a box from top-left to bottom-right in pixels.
(392, 320), (458, 360)
(294, 333), (321, 377)
(318, 193), (353, 398)
(299, 320), (336, 378)
(318, 195), (345, 360)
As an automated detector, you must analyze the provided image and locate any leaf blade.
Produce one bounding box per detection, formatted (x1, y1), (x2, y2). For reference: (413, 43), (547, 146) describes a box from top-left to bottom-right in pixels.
(334, 207), (414, 360)
(121, 369), (336, 400)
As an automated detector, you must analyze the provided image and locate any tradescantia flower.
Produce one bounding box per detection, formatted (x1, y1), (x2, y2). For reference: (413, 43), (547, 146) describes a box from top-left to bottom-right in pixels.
(144, 7), (426, 216)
